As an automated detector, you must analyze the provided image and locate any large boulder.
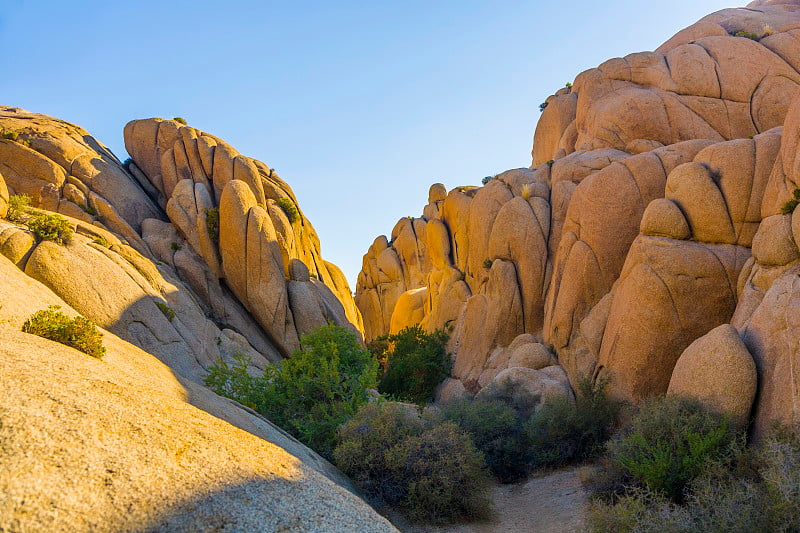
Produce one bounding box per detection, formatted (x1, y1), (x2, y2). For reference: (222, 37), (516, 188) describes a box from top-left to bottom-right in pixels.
(668, 324), (757, 427)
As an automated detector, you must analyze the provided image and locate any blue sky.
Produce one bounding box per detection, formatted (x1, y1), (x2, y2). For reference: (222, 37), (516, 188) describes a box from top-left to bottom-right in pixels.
(1, 1), (735, 286)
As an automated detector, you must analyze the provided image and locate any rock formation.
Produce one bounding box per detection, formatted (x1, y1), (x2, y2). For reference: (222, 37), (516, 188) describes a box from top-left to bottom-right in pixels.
(0, 108), (381, 528)
(0, 253), (396, 532)
(356, 1), (800, 436)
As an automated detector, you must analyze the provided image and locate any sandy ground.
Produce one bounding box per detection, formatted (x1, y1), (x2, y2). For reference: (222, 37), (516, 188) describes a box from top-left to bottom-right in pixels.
(390, 466), (592, 533)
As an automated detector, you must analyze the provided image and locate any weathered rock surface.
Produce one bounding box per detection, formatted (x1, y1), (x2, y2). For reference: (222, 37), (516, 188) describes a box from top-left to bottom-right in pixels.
(356, 3), (800, 426)
(124, 118), (363, 355)
(668, 324), (757, 427)
(0, 254), (396, 532)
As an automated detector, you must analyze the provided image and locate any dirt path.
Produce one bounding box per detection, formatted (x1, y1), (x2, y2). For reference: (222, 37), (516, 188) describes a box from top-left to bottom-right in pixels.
(394, 466), (592, 533)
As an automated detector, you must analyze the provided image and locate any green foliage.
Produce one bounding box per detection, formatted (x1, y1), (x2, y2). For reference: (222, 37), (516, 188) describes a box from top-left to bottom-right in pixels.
(780, 188), (800, 214)
(588, 427), (800, 532)
(377, 325), (451, 404)
(204, 207), (220, 243)
(482, 258), (493, 269)
(526, 375), (623, 469)
(204, 323), (378, 459)
(733, 30), (761, 40)
(334, 402), (491, 524)
(122, 157), (132, 170)
(539, 101), (548, 112)
(442, 397), (530, 482)
(546, 159), (554, 167)
(172, 116), (187, 125)
(602, 395), (735, 502)
(26, 213), (72, 245)
(1, 130), (20, 141)
(481, 175), (494, 185)
(92, 236), (110, 248)
(6, 194), (31, 222)
(276, 197), (299, 223)
(155, 301), (175, 322)
(170, 241), (182, 251)
(565, 82), (573, 89)
(22, 305), (105, 359)
(80, 203), (97, 216)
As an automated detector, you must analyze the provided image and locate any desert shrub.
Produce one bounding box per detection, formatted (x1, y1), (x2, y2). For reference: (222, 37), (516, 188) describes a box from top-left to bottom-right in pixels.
(602, 395), (735, 502)
(482, 258), (493, 269)
(170, 241), (182, 251)
(335, 402), (491, 524)
(205, 323), (377, 458)
(565, 81), (573, 89)
(173, 116), (187, 125)
(539, 101), (548, 112)
(587, 488), (693, 533)
(26, 212), (72, 245)
(780, 188), (800, 214)
(155, 301), (175, 322)
(122, 157), (132, 170)
(80, 203), (97, 216)
(521, 183), (533, 200)
(6, 194), (31, 222)
(204, 207), (220, 243)
(526, 376), (623, 469)
(22, 305), (105, 358)
(276, 197), (299, 223)
(441, 396), (530, 482)
(92, 236), (110, 248)
(377, 325), (451, 404)
(1, 130), (19, 141)
(733, 29), (761, 40)
(481, 175), (493, 185)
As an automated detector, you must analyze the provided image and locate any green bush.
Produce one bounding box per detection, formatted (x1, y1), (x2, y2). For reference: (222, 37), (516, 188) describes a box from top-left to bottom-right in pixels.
(780, 188), (800, 215)
(204, 323), (377, 459)
(173, 116), (187, 125)
(92, 236), (110, 248)
(377, 325), (451, 404)
(26, 213), (72, 245)
(482, 258), (493, 269)
(539, 102), (548, 112)
(122, 157), (132, 170)
(6, 194), (31, 222)
(481, 175), (493, 185)
(276, 197), (299, 223)
(204, 207), (220, 243)
(733, 30), (761, 40)
(170, 241), (182, 251)
(526, 375), (623, 469)
(602, 395), (735, 502)
(334, 402), (491, 524)
(80, 203), (97, 216)
(155, 301), (175, 322)
(588, 428), (800, 532)
(442, 397), (530, 482)
(22, 305), (105, 358)
(1, 130), (19, 141)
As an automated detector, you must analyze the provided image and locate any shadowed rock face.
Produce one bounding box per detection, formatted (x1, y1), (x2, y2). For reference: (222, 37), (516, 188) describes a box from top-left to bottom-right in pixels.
(356, 2), (800, 436)
(0, 255), (397, 532)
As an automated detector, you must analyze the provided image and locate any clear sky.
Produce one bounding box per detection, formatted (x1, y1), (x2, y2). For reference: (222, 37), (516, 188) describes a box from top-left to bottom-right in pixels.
(1, 1), (736, 286)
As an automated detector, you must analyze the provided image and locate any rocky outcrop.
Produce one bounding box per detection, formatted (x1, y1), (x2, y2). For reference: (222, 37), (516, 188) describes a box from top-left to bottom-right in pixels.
(124, 118), (363, 355)
(0, 254), (396, 532)
(356, 2), (800, 434)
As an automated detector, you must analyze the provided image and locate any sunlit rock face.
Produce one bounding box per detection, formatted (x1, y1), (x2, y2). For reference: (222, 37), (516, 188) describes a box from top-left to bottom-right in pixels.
(356, 3), (800, 435)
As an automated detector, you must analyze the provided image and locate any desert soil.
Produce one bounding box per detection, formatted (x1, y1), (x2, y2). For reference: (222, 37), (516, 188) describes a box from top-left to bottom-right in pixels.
(392, 465), (592, 533)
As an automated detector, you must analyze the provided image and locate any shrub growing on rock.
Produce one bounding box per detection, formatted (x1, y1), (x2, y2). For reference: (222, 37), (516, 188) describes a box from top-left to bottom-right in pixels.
(204, 207), (220, 243)
(6, 194), (31, 222)
(441, 396), (530, 482)
(22, 305), (105, 359)
(526, 376), (623, 468)
(334, 402), (491, 524)
(26, 212), (72, 245)
(204, 323), (377, 459)
(276, 197), (299, 223)
(377, 325), (451, 404)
